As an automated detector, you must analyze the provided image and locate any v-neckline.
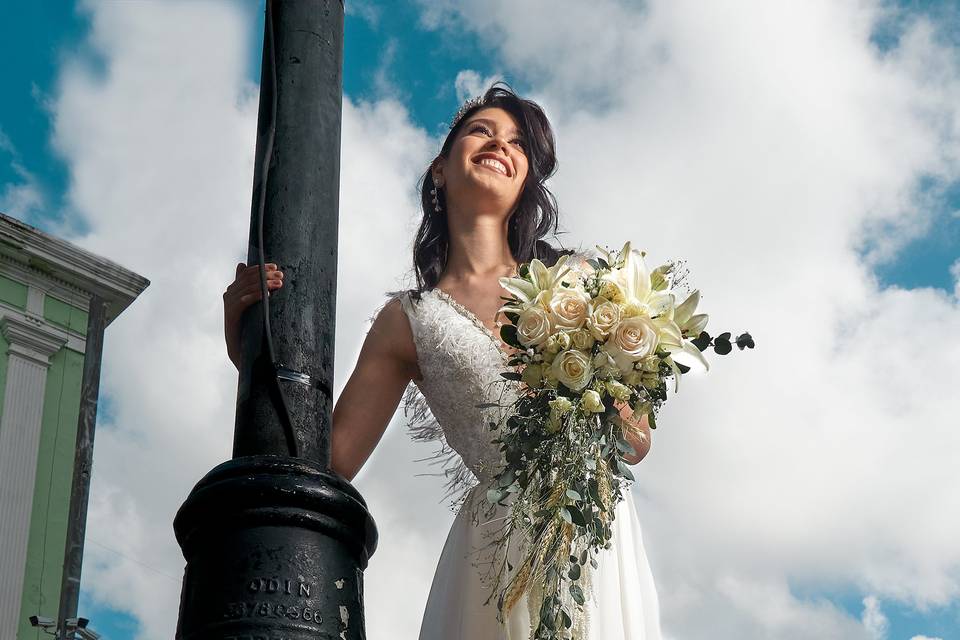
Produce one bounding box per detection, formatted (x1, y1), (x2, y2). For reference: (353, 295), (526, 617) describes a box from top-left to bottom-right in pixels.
(430, 288), (516, 365)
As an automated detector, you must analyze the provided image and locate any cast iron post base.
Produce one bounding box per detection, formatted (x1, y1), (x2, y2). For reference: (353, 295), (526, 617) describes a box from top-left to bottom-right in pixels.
(174, 456), (378, 640)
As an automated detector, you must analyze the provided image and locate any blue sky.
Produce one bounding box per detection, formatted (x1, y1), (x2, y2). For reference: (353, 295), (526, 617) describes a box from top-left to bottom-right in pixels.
(2, 1), (959, 639)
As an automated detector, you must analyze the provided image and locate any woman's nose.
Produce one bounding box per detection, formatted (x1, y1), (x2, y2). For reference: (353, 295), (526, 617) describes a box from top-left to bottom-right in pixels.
(484, 136), (509, 153)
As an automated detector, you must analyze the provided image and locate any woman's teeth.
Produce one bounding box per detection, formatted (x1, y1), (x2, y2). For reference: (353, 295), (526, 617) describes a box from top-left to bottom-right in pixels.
(477, 158), (508, 175)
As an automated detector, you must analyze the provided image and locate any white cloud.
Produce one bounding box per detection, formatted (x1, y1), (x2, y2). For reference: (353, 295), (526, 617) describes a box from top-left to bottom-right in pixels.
(861, 595), (888, 639)
(415, 0), (960, 637)
(454, 69), (505, 102)
(0, 127), (47, 223)
(345, 0), (381, 28)
(45, 0), (960, 639)
(909, 636), (944, 640)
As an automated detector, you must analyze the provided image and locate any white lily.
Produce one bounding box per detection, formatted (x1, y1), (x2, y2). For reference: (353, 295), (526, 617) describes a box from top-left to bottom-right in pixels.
(674, 290), (709, 337)
(663, 355), (683, 392)
(499, 254), (573, 312)
(662, 342), (711, 393)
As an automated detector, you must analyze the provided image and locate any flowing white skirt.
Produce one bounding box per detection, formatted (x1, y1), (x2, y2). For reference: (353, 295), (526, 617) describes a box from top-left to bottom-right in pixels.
(418, 483), (662, 639)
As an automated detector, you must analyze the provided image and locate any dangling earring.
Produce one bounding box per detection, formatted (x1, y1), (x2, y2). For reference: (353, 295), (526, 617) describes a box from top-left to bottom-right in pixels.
(430, 179), (443, 214)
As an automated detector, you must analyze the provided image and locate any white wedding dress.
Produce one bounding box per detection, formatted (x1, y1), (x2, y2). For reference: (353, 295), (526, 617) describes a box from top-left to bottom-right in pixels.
(391, 285), (662, 640)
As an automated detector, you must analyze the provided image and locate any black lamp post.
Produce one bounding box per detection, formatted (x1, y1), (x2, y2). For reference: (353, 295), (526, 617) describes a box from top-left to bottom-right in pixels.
(173, 2), (378, 638)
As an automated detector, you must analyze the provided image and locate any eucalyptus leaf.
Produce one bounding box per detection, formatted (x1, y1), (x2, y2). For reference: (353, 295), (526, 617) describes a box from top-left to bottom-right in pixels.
(568, 506), (587, 527)
(500, 323), (522, 349)
(616, 459), (636, 482)
(570, 584), (585, 606)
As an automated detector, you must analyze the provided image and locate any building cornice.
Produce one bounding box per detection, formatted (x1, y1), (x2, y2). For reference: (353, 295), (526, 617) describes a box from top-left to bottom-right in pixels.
(0, 213), (149, 326)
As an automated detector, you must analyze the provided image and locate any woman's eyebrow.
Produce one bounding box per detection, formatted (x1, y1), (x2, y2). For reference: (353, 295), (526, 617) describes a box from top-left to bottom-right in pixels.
(466, 117), (524, 137)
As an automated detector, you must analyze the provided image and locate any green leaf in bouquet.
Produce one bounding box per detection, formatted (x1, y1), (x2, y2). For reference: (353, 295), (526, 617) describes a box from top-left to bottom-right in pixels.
(676, 361), (691, 374)
(692, 330), (711, 351)
(713, 337), (732, 355)
(560, 507), (573, 525)
(584, 456), (597, 471)
(505, 310), (520, 324)
(568, 563), (581, 580)
(736, 331), (755, 349)
(519, 263), (530, 277)
(588, 478), (602, 505)
(615, 458), (636, 482)
(498, 468), (516, 487)
(500, 323), (522, 349)
(487, 487), (506, 505)
(561, 609), (573, 629)
(586, 258), (601, 270)
(566, 506), (587, 526)
(565, 488), (582, 501)
(615, 434), (637, 456)
(570, 584), (585, 606)
(540, 599), (556, 629)
(597, 257), (610, 270)
(500, 371), (522, 381)
(580, 549), (588, 564)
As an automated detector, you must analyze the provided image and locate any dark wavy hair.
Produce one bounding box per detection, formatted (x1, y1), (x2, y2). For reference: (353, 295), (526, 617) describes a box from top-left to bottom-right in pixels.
(411, 82), (573, 293)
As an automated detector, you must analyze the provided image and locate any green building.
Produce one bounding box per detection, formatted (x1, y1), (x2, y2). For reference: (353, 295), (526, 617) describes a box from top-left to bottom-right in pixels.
(0, 212), (148, 638)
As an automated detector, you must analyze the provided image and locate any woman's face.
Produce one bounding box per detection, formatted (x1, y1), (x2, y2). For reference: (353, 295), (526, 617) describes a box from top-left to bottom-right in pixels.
(434, 106), (529, 218)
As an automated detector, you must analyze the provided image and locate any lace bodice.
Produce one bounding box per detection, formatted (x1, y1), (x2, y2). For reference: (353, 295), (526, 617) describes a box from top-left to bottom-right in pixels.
(392, 287), (520, 510)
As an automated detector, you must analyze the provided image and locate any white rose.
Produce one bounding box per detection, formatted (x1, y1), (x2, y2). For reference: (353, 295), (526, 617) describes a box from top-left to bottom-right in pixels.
(550, 349), (594, 391)
(548, 396), (573, 415)
(544, 331), (570, 354)
(604, 315), (659, 372)
(580, 389), (605, 413)
(549, 287), (590, 330)
(516, 306), (552, 347)
(605, 380), (632, 402)
(588, 297), (621, 340)
(571, 329), (595, 351)
(592, 349), (620, 379)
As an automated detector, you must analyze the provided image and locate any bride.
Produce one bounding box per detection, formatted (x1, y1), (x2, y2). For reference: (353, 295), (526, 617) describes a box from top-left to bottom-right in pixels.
(223, 83), (662, 639)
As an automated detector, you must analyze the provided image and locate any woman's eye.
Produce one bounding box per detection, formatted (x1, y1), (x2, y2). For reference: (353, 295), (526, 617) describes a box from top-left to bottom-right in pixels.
(512, 139), (526, 149)
(470, 124), (491, 135)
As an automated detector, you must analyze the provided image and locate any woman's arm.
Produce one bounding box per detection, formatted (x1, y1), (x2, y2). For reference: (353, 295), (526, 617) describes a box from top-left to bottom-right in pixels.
(223, 265), (416, 480)
(330, 297), (420, 481)
(615, 400), (652, 465)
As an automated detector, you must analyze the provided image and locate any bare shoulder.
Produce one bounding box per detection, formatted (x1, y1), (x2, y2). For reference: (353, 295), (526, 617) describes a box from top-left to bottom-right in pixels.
(365, 294), (421, 381)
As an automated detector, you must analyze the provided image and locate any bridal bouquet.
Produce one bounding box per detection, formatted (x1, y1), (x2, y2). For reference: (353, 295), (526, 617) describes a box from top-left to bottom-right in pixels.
(482, 241), (753, 638)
